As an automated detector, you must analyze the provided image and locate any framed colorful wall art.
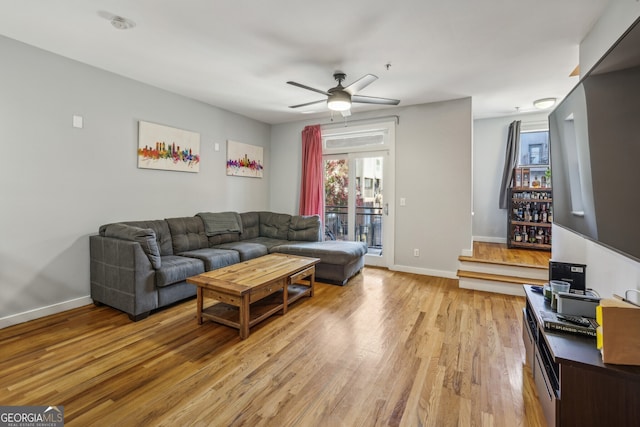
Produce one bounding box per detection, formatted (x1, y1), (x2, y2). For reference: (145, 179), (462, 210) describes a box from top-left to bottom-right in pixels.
(226, 140), (264, 178)
(138, 121), (200, 172)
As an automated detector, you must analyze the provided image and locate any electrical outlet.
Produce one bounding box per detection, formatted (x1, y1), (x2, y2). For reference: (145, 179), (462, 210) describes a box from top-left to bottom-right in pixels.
(414, 248), (419, 257)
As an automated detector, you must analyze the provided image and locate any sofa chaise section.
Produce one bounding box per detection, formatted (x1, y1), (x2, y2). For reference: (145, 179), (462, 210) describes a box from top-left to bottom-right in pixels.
(271, 240), (367, 285)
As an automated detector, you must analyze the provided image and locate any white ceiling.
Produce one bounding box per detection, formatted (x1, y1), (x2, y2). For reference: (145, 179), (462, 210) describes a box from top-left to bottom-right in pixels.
(0, 0), (610, 124)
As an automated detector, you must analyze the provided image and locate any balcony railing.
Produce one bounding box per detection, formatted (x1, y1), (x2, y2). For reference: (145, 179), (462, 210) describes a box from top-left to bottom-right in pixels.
(324, 205), (382, 251)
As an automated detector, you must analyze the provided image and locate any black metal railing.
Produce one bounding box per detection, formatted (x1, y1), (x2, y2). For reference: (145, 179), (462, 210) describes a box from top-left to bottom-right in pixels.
(324, 205), (382, 250)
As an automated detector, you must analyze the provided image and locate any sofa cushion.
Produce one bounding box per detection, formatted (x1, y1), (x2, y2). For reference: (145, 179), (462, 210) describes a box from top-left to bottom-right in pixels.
(207, 232), (240, 246)
(102, 223), (161, 269)
(155, 255), (204, 288)
(239, 211), (260, 240)
(288, 215), (321, 242)
(271, 241), (367, 265)
(215, 242), (269, 261)
(196, 212), (243, 236)
(245, 237), (292, 251)
(178, 248), (240, 271)
(259, 211), (291, 240)
(166, 217), (208, 253)
(101, 219), (173, 256)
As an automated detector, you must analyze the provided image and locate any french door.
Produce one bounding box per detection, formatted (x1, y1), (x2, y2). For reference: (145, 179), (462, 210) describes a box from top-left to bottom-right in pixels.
(324, 150), (392, 267)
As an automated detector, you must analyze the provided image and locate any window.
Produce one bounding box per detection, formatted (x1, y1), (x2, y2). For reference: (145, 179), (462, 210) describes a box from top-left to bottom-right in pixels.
(519, 130), (549, 166)
(519, 128), (550, 184)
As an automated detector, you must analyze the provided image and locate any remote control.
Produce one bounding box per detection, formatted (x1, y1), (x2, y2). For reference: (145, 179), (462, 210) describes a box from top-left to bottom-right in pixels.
(557, 314), (592, 327)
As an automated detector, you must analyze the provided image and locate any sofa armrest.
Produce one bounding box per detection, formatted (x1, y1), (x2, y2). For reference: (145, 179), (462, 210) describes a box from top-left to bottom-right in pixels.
(90, 235), (158, 318)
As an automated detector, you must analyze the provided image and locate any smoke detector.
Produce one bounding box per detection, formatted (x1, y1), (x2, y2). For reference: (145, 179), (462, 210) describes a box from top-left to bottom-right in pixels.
(111, 16), (135, 30)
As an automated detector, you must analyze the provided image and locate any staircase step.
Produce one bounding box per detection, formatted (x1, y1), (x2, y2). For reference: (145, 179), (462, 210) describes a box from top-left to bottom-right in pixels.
(458, 255), (548, 270)
(456, 270), (547, 286)
(458, 258), (548, 281)
(457, 241), (550, 296)
(457, 270), (546, 297)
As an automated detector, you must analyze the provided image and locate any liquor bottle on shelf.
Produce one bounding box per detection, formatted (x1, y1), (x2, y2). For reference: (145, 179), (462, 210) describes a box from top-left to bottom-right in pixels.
(532, 176), (541, 188)
(517, 203), (523, 221)
(514, 226), (522, 242)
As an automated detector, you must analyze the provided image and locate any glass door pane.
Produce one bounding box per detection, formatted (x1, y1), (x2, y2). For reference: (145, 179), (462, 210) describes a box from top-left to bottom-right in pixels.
(324, 153), (386, 264)
(354, 156), (384, 257)
(324, 157), (349, 241)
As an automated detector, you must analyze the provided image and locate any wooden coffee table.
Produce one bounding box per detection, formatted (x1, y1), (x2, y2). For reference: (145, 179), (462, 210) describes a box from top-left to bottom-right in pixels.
(187, 253), (320, 339)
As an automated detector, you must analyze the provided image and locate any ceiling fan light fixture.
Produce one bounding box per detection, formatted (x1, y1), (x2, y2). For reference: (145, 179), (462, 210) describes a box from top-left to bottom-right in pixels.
(533, 97), (556, 109)
(327, 91), (351, 111)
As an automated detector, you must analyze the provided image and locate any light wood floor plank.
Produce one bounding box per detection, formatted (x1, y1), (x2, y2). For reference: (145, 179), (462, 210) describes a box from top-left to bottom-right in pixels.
(0, 268), (545, 426)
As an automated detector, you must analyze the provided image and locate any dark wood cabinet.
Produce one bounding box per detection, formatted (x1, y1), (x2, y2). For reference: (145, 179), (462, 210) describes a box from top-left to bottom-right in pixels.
(523, 285), (640, 426)
(508, 188), (552, 250)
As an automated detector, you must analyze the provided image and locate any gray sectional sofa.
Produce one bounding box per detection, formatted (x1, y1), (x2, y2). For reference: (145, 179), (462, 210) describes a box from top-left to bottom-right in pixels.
(90, 211), (367, 321)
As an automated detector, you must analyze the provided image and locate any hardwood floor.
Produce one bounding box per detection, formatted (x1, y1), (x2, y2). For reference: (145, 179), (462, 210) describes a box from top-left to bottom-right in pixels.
(0, 268), (545, 426)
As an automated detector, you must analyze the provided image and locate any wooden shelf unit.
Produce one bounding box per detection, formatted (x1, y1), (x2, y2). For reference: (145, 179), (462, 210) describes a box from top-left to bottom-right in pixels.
(508, 187), (552, 251)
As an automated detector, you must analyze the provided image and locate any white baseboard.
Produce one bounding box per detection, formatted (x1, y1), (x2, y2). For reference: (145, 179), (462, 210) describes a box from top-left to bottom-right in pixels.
(473, 236), (507, 244)
(0, 296), (93, 329)
(390, 264), (458, 279)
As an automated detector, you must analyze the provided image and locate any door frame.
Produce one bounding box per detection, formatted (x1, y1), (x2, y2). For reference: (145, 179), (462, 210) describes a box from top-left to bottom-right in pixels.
(321, 121), (395, 268)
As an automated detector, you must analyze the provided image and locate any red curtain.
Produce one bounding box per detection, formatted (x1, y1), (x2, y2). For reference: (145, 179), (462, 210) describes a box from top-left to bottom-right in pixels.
(299, 125), (324, 219)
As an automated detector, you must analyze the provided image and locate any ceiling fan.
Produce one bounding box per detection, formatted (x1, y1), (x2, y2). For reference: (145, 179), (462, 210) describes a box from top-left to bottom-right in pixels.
(287, 72), (400, 112)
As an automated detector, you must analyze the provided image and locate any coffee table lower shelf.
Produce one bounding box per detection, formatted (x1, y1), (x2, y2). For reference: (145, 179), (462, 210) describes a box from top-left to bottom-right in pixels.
(200, 284), (312, 333)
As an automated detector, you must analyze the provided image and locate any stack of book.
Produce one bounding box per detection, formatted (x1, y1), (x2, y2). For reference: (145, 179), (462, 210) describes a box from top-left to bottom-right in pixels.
(540, 311), (598, 338)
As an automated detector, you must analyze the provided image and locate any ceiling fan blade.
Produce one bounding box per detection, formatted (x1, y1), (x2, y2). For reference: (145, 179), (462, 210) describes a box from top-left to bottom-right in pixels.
(289, 99), (326, 109)
(287, 81), (331, 96)
(344, 74), (378, 95)
(351, 94), (400, 105)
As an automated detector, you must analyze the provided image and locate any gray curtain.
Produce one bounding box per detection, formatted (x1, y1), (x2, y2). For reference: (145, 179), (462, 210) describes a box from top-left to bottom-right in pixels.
(499, 120), (521, 209)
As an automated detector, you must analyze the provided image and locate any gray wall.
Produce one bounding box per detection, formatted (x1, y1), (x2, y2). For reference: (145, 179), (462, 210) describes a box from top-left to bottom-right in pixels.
(0, 36), (271, 325)
(271, 97), (473, 278)
(473, 112), (549, 243)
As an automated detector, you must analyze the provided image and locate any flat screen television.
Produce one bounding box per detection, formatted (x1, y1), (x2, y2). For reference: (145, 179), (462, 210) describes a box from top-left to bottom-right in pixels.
(549, 15), (640, 263)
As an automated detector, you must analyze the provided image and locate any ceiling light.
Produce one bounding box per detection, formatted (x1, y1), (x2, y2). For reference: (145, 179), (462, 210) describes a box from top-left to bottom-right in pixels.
(327, 91), (351, 111)
(533, 98), (556, 109)
(111, 16), (135, 30)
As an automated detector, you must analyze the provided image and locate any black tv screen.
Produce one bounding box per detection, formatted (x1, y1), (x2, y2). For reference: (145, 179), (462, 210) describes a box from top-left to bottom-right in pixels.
(549, 16), (640, 262)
